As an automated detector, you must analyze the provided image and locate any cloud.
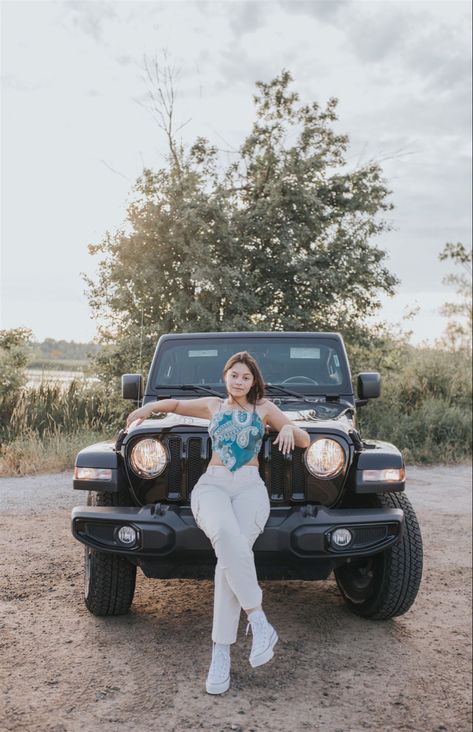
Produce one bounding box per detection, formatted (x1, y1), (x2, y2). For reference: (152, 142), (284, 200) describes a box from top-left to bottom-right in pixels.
(280, 0), (471, 96)
(355, 81), (471, 140)
(228, 1), (267, 37)
(1, 75), (46, 92)
(279, 0), (351, 23)
(215, 42), (279, 90)
(62, 1), (118, 43)
(116, 54), (134, 67)
(403, 24), (471, 94)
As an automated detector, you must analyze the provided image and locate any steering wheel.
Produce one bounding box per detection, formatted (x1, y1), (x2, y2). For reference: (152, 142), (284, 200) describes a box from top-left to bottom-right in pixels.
(281, 375), (319, 386)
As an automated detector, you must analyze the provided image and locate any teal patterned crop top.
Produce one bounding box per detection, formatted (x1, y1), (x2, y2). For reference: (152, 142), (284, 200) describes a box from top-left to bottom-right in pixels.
(208, 400), (265, 472)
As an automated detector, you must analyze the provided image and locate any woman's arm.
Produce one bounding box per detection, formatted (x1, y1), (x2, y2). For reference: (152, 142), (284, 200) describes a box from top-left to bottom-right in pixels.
(126, 396), (218, 428)
(264, 400), (311, 454)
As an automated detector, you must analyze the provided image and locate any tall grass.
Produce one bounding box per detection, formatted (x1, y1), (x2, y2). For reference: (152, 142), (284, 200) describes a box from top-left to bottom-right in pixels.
(3, 380), (127, 440)
(0, 380), (129, 476)
(356, 347), (472, 463)
(0, 427), (113, 477)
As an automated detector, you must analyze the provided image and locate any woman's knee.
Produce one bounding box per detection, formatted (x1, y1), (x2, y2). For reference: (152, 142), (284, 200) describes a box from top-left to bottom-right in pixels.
(213, 527), (250, 558)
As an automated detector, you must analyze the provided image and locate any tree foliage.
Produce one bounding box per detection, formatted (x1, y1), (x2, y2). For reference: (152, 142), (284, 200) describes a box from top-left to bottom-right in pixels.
(0, 327), (32, 432)
(436, 242), (472, 352)
(0, 327), (32, 398)
(84, 69), (398, 380)
(27, 338), (101, 362)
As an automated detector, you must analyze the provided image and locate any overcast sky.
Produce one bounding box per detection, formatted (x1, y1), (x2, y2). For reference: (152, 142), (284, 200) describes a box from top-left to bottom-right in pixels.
(1, 0), (471, 345)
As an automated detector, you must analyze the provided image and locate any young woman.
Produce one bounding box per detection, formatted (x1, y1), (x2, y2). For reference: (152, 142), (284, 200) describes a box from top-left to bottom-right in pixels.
(126, 351), (311, 695)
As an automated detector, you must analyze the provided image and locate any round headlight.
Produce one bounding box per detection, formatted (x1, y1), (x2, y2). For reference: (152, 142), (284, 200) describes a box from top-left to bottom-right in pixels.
(129, 438), (167, 478)
(305, 438), (345, 478)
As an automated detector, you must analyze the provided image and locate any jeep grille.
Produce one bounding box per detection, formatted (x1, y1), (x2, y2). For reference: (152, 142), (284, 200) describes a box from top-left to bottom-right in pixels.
(162, 434), (308, 503)
(127, 432), (343, 507)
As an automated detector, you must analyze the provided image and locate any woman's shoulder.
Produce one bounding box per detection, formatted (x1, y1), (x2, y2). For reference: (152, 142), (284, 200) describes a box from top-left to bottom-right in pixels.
(208, 396), (226, 418)
(255, 398), (271, 421)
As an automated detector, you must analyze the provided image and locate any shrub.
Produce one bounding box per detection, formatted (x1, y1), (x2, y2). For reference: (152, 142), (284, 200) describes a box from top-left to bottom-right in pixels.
(356, 345), (472, 463)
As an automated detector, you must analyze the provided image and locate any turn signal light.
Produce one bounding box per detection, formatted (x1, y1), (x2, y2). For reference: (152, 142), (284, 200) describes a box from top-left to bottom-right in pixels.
(74, 467), (112, 481)
(362, 468), (405, 482)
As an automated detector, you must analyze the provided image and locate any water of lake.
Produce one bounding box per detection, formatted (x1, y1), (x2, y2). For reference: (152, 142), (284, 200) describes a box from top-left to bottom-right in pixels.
(25, 369), (100, 389)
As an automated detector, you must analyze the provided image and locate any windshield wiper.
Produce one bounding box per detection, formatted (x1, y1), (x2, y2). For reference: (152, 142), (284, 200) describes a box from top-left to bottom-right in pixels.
(154, 384), (222, 397)
(264, 384), (324, 405)
(303, 403), (355, 421)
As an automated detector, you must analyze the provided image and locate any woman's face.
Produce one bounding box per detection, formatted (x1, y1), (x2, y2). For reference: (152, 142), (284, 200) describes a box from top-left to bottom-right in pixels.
(224, 362), (254, 401)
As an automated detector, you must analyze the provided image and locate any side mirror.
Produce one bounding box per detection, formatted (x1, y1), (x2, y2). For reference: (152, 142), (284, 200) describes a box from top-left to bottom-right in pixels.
(122, 374), (144, 402)
(357, 372), (381, 401)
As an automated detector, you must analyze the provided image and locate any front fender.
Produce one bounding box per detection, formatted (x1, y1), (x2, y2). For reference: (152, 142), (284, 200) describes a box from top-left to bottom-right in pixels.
(353, 440), (405, 494)
(74, 440), (122, 493)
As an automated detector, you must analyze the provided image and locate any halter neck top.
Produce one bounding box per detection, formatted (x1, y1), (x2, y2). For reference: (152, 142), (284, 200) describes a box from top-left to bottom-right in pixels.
(208, 400), (265, 472)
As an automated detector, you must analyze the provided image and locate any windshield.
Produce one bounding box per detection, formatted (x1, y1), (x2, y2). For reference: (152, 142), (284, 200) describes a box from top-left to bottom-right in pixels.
(149, 335), (352, 395)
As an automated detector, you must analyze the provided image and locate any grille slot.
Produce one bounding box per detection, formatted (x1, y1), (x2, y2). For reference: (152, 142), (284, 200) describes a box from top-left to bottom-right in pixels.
(291, 448), (306, 500)
(270, 442), (285, 500)
(352, 526), (387, 547)
(187, 437), (204, 494)
(167, 437), (182, 499)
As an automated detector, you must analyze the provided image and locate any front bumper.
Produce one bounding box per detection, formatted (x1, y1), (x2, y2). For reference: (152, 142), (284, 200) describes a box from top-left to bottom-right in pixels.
(71, 503), (404, 577)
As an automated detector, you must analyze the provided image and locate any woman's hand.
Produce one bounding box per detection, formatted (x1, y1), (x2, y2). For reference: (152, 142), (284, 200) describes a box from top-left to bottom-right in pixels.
(125, 405), (153, 429)
(273, 424), (295, 455)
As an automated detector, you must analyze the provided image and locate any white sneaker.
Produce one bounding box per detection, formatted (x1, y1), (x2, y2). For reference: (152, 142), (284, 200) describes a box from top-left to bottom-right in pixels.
(245, 611), (278, 668)
(206, 643), (231, 694)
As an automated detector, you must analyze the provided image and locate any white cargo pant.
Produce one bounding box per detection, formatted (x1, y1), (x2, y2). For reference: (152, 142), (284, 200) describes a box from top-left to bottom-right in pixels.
(190, 465), (271, 645)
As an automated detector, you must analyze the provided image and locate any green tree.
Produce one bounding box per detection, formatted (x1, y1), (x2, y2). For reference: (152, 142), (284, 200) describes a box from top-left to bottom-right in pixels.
(85, 69), (398, 381)
(0, 327), (32, 433)
(0, 328), (32, 397)
(437, 242), (472, 352)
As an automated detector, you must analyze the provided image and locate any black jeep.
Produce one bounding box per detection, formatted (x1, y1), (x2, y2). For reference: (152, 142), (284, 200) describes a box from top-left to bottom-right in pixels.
(71, 331), (423, 620)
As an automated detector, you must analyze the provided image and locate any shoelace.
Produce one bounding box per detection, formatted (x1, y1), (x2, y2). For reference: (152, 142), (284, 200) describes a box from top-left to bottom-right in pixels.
(245, 615), (270, 652)
(208, 648), (230, 680)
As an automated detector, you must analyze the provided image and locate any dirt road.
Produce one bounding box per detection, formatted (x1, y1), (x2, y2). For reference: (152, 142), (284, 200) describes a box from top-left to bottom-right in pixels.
(0, 464), (471, 732)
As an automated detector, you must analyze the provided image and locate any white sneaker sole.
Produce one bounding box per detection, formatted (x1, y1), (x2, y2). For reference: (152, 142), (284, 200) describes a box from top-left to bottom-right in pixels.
(206, 674), (230, 694)
(249, 627), (278, 668)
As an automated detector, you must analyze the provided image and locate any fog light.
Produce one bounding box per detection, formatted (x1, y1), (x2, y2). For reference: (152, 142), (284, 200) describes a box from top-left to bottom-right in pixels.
(117, 526), (138, 546)
(331, 528), (353, 547)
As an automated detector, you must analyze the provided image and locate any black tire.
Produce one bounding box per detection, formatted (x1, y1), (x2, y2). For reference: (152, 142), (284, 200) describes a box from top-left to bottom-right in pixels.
(84, 491), (137, 616)
(334, 492), (423, 620)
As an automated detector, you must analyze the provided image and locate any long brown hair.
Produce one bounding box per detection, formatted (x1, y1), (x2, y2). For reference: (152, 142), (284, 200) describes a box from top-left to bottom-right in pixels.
(223, 351), (266, 405)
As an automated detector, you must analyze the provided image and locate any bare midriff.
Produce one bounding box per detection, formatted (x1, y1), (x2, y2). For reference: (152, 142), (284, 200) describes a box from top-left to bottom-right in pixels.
(208, 456), (259, 468)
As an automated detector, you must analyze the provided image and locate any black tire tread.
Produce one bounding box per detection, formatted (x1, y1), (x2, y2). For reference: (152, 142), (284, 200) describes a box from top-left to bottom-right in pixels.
(84, 490), (137, 617)
(335, 491), (423, 620)
(373, 492), (423, 619)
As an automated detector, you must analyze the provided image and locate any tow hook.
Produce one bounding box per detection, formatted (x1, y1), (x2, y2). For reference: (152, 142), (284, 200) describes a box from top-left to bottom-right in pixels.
(150, 502), (166, 517)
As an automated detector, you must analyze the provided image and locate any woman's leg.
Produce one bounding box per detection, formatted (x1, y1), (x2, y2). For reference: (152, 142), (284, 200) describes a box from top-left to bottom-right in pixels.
(192, 485), (266, 644)
(231, 479), (270, 618)
(212, 478), (271, 642)
(245, 605), (263, 614)
(230, 478), (278, 668)
(212, 567), (243, 644)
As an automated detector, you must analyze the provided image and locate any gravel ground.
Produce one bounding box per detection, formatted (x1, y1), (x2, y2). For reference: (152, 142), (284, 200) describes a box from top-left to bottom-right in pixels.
(0, 464), (471, 732)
